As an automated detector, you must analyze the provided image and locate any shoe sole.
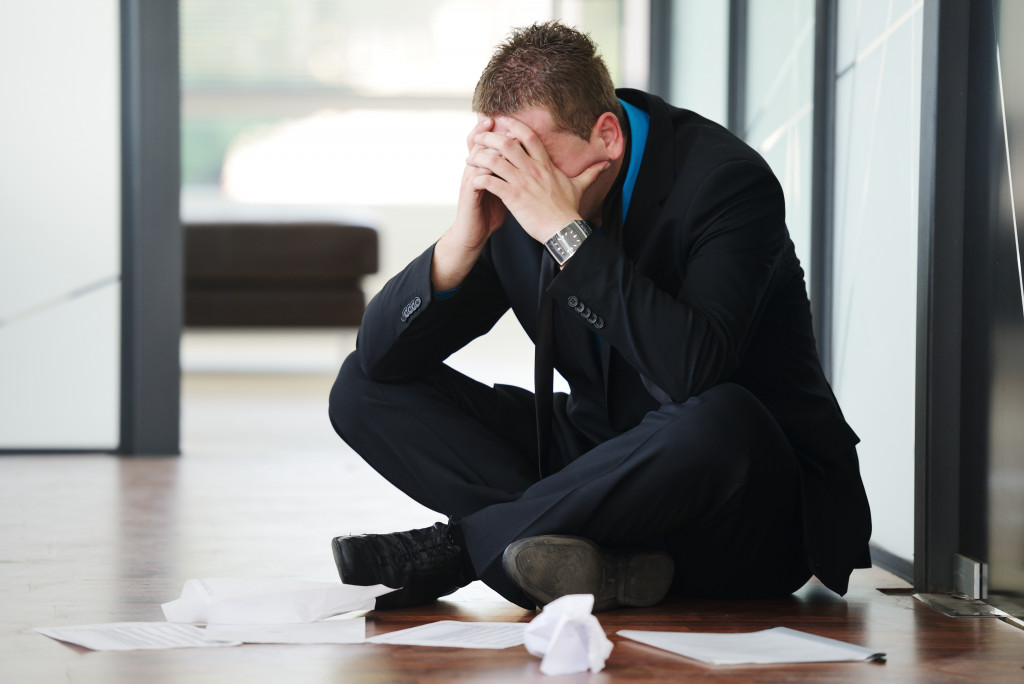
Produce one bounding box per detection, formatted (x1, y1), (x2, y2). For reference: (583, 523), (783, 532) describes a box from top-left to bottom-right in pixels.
(502, 535), (674, 611)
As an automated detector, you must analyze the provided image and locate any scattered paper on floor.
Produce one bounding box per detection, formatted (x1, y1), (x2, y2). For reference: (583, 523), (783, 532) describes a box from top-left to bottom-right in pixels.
(203, 617), (366, 644)
(35, 622), (240, 651)
(366, 621), (527, 649)
(618, 626), (885, 665)
(162, 578), (395, 624)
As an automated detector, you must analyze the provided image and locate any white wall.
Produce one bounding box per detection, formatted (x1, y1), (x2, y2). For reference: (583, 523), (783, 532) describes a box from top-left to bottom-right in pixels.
(743, 0), (816, 278)
(0, 1), (121, 449)
(831, 0), (923, 562)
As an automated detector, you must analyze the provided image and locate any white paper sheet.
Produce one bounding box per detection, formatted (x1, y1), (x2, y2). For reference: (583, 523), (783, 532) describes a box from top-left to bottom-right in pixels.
(203, 617), (366, 644)
(524, 594), (613, 675)
(35, 622), (241, 651)
(366, 621), (527, 649)
(162, 578), (395, 624)
(618, 627), (885, 665)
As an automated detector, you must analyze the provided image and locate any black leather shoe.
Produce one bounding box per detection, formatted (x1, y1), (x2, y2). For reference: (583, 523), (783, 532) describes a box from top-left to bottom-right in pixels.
(332, 522), (475, 609)
(502, 535), (674, 612)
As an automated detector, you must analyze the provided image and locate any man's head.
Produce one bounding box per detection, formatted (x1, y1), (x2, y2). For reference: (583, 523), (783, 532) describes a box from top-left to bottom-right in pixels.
(472, 21), (622, 141)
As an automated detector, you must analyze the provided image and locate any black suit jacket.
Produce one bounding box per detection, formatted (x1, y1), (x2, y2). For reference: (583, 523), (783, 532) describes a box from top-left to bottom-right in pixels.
(356, 89), (872, 595)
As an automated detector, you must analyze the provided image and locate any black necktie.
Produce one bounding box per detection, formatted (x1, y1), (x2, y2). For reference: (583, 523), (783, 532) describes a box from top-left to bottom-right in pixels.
(531, 135), (629, 479)
(534, 251), (557, 478)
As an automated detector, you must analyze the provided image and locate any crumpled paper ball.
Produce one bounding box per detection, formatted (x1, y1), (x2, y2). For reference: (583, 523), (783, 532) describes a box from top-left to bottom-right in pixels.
(524, 594), (614, 675)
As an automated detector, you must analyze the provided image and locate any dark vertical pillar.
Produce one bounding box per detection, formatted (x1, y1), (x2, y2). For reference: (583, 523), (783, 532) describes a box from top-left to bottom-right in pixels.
(810, 0), (836, 373)
(727, 0), (747, 135)
(120, 0), (181, 455)
(963, 0), (1024, 613)
(647, 0), (673, 99)
(914, 0), (971, 593)
(958, 0), (999, 586)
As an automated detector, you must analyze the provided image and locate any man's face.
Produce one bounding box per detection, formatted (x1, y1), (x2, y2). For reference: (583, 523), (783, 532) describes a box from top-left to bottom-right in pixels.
(488, 107), (601, 178)
(480, 105), (621, 224)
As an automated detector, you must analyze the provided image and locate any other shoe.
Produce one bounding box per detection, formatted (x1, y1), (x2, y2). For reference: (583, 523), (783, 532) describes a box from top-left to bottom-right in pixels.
(502, 535), (674, 612)
(332, 522), (475, 609)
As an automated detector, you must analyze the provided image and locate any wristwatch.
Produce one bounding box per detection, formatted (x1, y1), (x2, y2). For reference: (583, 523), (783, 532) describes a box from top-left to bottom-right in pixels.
(544, 220), (594, 266)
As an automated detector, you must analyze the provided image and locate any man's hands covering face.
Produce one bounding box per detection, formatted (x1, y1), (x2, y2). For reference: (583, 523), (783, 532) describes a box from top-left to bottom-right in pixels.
(465, 117), (611, 244)
(449, 116), (510, 254)
(432, 115), (610, 292)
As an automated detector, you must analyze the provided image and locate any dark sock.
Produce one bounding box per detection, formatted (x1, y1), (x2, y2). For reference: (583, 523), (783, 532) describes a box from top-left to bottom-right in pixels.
(446, 519), (478, 582)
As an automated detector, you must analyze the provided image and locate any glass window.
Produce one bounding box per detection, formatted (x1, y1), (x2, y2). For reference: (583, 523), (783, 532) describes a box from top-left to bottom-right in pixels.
(830, 0), (923, 562)
(743, 0), (816, 277)
(668, 0), (729, 126)
(667, 0), (815, 282)
(180, 0), (625, 207)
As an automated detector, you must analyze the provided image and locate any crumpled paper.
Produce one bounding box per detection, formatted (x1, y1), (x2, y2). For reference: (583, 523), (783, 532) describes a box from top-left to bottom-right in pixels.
(524, 594), (614, 675)
(162, 578), (395, 625)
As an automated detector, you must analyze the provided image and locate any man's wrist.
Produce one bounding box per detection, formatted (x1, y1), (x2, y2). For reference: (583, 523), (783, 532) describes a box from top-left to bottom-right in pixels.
(545, 220), (594, 266)
(432, 225), (493, 290)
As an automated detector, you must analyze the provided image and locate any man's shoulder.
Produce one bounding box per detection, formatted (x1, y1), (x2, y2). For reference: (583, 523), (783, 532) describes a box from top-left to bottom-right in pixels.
(666, 109), (769, 175)
(618, 88), (771, 177)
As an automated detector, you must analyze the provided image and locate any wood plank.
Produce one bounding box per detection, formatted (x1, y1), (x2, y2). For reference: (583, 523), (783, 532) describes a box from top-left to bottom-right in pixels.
(1, 373), (1020, 682)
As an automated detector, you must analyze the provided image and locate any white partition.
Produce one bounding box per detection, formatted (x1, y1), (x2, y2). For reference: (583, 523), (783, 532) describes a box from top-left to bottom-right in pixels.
(831, 0), (923, 563)
(668, 0), (730, 127)
(0, 0), (121, 449)
(743, 0), (816, 284)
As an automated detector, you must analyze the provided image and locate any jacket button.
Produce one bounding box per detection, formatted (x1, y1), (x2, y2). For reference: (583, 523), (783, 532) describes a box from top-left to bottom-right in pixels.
(567, 296), (579, 308)
(588, 313), (598, 324)
(401, 297), (422, 322)
(594, 317), (605, 329)
(581, 307), (591, 318)
(575, 302), (586, 313)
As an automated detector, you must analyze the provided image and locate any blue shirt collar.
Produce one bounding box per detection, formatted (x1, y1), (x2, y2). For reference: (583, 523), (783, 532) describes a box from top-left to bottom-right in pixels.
(619, 98), (650, 224)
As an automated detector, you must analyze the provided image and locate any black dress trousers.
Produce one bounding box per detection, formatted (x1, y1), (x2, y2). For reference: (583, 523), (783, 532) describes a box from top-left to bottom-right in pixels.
(329, 351), (810, 608)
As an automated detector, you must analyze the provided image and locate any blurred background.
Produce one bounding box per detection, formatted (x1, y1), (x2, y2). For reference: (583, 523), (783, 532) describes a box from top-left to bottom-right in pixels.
(0, 0), (924, 575)
(3, 0), (1024, 603)
(178, 0), (644, 383)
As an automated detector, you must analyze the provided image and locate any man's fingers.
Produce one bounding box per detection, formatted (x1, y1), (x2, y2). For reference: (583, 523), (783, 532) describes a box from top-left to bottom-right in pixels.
(573, 159), (613, 191)
(461, 163), (492, 182)
(472, 130), (532, 170)
(466, 116), (494, 152)
(497, 117), (549, 163)
(472, 116), (550, 167)
(467, 145), (516, 179)
(469, 171), (505, 197)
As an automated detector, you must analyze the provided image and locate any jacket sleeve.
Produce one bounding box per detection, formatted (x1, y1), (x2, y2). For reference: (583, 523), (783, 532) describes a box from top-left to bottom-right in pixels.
(548, 158), (787, 402)
(355, 241), (510, 383)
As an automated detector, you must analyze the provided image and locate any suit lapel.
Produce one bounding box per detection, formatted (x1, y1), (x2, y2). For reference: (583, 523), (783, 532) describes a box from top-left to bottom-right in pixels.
(601, 91), (679, 399)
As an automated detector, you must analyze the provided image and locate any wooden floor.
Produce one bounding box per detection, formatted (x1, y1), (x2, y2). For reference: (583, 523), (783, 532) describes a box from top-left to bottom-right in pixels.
(1, 373), (1022, 683)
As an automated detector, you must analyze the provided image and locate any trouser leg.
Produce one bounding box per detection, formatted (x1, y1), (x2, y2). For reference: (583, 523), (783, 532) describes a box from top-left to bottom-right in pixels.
(331, 354), (808, 607)
(460, 382), (810, 605)
(329, 352), (542, 519)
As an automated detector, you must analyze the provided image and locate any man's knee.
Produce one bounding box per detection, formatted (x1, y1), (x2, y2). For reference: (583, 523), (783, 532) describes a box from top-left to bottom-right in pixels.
(650, 382), (790, 478)
(328, 351), (371, 441)
(695, 382), (783, 436)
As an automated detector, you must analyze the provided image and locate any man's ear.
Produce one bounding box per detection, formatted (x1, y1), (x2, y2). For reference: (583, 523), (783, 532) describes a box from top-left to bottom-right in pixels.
(592, 111), (625, 161)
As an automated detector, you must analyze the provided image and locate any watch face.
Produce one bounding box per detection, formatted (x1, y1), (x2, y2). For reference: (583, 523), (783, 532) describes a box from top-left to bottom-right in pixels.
(546, 220), (593, 265)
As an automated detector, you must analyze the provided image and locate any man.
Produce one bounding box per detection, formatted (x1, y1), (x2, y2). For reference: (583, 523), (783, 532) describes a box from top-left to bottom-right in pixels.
(328, 21), (871, 612)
